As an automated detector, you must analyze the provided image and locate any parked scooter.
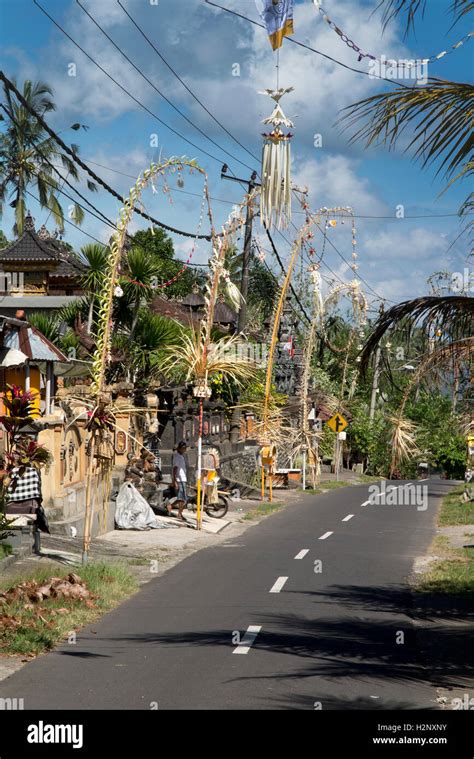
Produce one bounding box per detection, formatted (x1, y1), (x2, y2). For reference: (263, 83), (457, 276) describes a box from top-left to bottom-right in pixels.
(161, 484), (229, 519)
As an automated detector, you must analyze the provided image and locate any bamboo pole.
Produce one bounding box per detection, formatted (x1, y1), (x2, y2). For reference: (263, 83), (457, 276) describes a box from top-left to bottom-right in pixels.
(196, 398), (203, 530)
(261, 220), (313, 500)
(82, 436), (95, 565)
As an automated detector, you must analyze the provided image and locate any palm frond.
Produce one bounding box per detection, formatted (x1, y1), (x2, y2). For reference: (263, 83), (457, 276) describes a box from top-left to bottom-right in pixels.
(27, 312), (60, 343)
(340, 80), (474, 206)
(360, 296), (474, 375)
(377, 0), (427, 35)
(376, 0), (472, 34)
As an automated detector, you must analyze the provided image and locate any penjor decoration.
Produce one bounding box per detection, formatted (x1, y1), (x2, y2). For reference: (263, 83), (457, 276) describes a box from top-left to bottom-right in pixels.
(260, 86), (294, 230)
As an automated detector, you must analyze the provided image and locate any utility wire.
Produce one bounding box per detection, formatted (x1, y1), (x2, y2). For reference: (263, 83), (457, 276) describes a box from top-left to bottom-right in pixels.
(23, 186), (209, 268)
(75, 0), (255, 174)
(1, 102), (209, 267)
(116, 0), (260, 165)
(23, 187), (107, 245)
(32, 1), (252, 177)
(79, 159), (471, 220)
(204, 0), (412, 90)
(0, 70), (216, 240)
(0, 103), (114, 230)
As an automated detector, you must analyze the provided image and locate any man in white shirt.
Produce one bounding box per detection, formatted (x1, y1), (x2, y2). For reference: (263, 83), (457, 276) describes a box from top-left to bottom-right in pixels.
(172, 441), (188, 520)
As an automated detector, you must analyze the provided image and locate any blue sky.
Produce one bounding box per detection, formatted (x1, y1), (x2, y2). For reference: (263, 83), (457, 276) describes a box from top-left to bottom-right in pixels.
(0, 0), (472, 305)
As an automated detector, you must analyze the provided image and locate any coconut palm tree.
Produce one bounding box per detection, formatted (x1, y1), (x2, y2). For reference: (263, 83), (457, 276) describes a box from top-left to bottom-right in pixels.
(0, 79), (91, 235)
(360, 295), (473, 476)
(341, 2), (473, 219)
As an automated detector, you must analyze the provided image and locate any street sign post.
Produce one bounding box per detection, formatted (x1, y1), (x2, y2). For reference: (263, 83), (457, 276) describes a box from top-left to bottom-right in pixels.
(327, 413), (348, 434)
(327, 414), (349, 480)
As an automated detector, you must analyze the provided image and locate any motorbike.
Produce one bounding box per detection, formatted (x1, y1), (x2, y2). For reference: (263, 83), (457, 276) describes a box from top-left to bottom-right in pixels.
(161, 483), (229, 519)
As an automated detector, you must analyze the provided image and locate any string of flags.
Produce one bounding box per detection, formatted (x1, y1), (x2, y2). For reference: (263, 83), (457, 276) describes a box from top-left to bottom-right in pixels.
(313, 0), (473, 67)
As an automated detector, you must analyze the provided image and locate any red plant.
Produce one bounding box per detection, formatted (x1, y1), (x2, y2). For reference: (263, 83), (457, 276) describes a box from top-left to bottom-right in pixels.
(0, 385), (36, 433)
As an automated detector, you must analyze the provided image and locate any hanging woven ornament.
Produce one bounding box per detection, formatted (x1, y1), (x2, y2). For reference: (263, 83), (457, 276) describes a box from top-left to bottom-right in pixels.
(259, 87), (294, 230)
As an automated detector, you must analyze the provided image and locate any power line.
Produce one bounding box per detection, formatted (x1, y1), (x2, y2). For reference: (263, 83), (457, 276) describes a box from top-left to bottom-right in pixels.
(23, 187), (106, 245)
(32, 1), (252, 176)
(0, 103), (115, 230)
(311, 219), (391, 304)
(0, 70), (216, 240)
(23, 186), (209, 268)
(204, 0), (412, 90)
(75, 0), (256, 174)
(80, 158), (471, 220)
(116, 0), (260, 165)
(1, 102), (210, 268)
(263, 227), (311, 325)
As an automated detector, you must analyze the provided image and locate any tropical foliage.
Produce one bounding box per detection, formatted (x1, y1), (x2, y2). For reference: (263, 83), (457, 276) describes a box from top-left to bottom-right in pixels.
(0, 79), (94, 235)
(342, 1), (473, 218)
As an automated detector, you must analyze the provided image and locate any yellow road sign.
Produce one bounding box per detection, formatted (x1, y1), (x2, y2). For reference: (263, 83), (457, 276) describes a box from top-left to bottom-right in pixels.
(327, 413), (348, 433)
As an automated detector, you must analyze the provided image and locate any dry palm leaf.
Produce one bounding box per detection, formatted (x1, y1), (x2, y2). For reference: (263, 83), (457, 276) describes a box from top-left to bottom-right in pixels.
(161, 330), (256, 386)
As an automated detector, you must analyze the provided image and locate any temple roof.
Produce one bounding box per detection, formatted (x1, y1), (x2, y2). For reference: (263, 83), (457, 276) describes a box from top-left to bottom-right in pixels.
(181, 291), (205, 308)
(151, 295), (201, 327)
(0, 213), (86, 279)
(213, 299), (237, 325)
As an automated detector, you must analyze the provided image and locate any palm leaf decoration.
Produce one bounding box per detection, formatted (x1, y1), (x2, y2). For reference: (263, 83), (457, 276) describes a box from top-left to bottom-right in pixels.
(161, 330), (256, 387)
(388, 414), (420, 476)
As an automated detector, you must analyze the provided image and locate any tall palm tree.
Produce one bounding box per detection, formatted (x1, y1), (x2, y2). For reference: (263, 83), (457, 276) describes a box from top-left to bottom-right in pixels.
(0, 79), (90, 235)
(121, 246), (161, 338)
(341, 2), (473, 218)
(79, 243), (110, 334)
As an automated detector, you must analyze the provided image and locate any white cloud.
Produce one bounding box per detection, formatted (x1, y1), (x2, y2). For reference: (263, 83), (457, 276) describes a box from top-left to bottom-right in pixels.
(292, 153), (387, 216)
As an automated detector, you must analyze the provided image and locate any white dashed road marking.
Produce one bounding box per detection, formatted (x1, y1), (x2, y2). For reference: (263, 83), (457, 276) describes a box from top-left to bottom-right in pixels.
(342, 514), (354, 522)
(319, 531), (333, 540)
(269, 576), (288, 593)
(294, 549), (309, 559)
(232, 625), (262, 654)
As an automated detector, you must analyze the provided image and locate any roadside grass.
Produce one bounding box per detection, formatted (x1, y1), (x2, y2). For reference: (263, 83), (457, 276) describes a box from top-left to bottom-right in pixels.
(357, 474), (384, 484)
(302, 481), (354, 495)
(415, 485), (474, 597)
(416, 537), (474, 596)
(437, 483), (474, 526)
(0, 561), (138, 657)
(242, 501), (284, 520)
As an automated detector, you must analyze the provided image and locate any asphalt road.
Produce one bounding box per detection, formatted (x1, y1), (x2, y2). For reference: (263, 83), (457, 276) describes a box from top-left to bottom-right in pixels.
(0, 478), (450, 710)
